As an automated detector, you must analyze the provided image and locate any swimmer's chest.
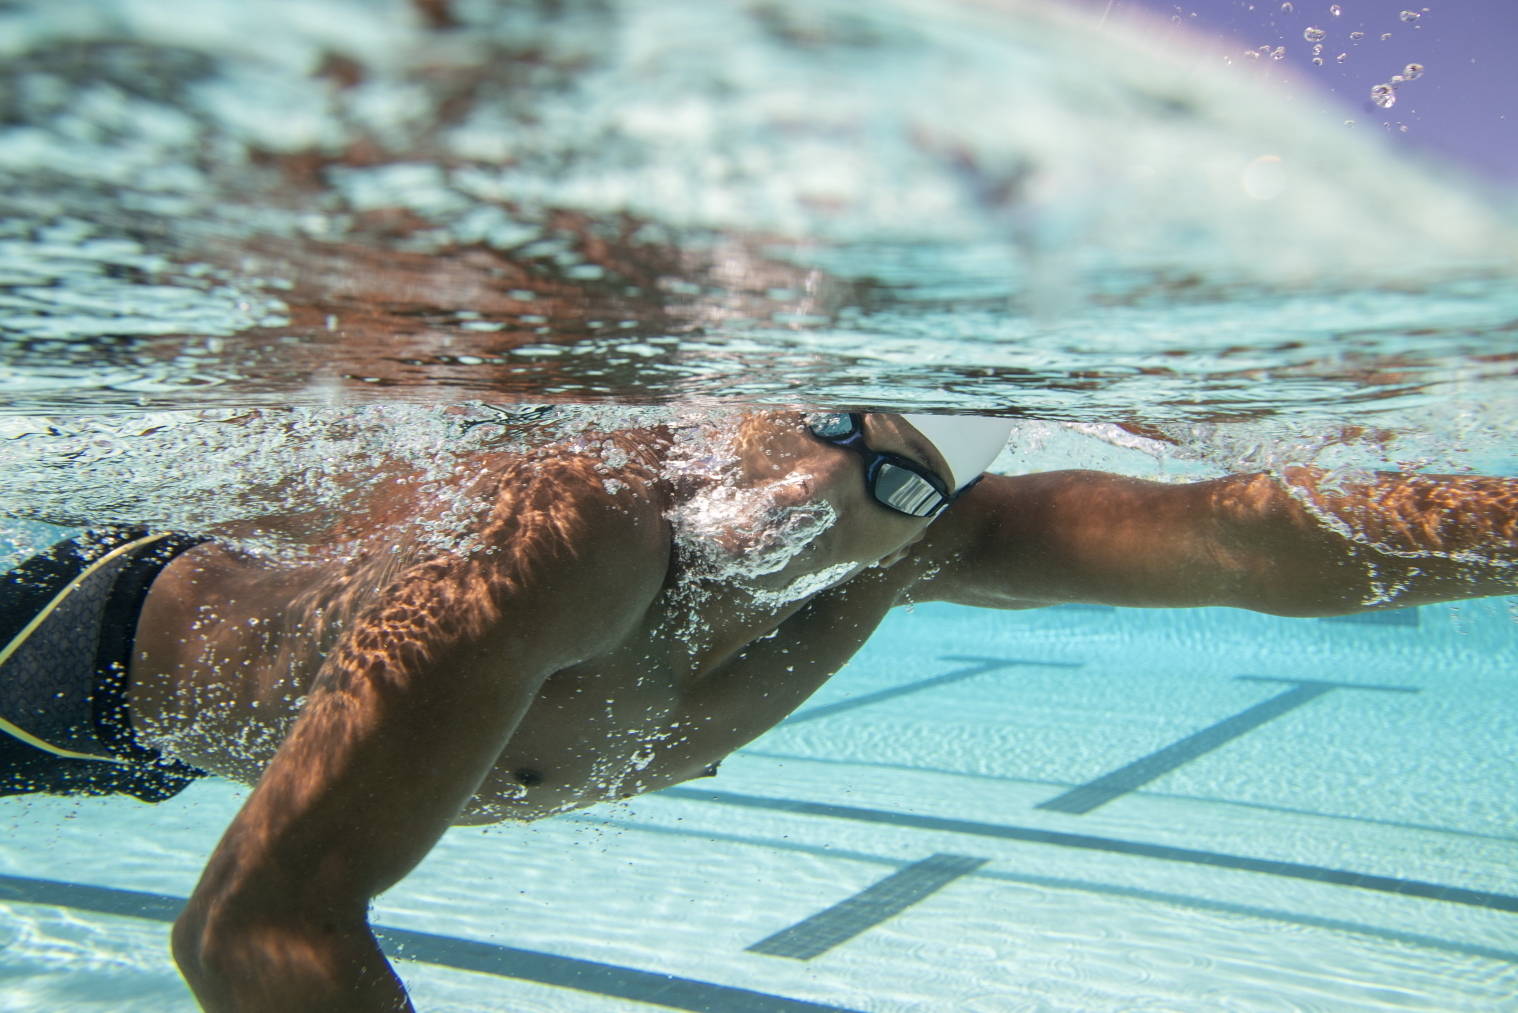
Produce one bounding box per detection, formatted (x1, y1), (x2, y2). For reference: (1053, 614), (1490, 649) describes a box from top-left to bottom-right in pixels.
(470, 570), (909, 820)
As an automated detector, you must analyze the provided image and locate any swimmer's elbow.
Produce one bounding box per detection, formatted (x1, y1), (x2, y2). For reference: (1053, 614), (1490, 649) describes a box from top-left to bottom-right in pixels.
(173, 892), (408, 1012)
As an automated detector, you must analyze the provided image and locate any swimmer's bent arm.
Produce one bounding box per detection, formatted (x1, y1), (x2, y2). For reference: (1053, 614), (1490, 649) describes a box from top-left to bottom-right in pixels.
(924, 469), (1518, 615)
(171, 474), (668, 1013)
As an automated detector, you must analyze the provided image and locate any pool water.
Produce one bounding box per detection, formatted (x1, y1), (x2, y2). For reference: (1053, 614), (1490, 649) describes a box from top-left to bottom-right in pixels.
(3, 584), (1516, 1011)
(3, 0), (1517, 1009)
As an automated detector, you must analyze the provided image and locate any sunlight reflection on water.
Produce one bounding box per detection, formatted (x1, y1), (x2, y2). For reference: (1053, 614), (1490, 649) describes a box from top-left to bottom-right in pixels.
(1, 0), (1515, 534)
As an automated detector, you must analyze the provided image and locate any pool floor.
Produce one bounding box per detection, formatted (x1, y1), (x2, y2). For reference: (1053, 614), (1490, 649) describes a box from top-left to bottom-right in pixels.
(3, 599), (1516, 1011)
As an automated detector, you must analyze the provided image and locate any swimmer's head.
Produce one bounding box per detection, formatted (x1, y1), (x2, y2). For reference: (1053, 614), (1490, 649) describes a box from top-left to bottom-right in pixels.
(803, 411), (1012, 520)
(899, 413), (1014, 492)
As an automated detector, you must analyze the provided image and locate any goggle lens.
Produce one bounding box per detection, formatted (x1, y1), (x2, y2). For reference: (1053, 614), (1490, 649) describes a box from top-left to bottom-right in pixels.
(806, 414), (951, 518)
(872, 461), (948, 517)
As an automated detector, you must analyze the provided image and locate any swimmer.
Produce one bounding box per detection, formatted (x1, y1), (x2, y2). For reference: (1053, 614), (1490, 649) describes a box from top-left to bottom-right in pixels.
(4, 410), (1517, 1012)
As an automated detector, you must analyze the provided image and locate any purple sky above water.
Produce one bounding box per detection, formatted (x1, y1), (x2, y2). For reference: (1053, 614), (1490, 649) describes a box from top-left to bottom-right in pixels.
(1095, 0), (1516, 185)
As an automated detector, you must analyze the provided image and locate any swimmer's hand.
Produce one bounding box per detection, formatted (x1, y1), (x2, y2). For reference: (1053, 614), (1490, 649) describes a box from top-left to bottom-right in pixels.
(171, 461), (667, 1012)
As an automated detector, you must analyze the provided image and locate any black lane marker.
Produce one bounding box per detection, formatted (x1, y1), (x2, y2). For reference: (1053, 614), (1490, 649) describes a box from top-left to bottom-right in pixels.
(785, 655), (1079, 725)
(588, 816), (1518, 969)
(0, 874), (863, 1013)
(1035, 677), (1420, 815)
(657, 789), (1518, 914)
(374, 926), (859, 1012)
(747, 853), (986, 959)
(732, 748), (1518, 846)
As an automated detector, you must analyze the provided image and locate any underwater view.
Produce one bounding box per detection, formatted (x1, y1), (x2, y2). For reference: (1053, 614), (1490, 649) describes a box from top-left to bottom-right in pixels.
(2, 0), (1515, 1010)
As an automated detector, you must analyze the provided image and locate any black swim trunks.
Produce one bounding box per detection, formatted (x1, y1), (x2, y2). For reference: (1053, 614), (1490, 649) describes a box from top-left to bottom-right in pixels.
(1, 528), (208, 803)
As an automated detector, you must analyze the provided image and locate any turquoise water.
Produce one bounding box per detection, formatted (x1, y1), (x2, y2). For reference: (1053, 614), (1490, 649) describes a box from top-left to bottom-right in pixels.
(3, 0), (1517, 1009)
(3, 559), (1516, 1011)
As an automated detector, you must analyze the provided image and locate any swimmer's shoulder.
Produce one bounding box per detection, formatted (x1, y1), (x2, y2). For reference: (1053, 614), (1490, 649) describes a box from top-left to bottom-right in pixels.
(481, 440), (674, 577)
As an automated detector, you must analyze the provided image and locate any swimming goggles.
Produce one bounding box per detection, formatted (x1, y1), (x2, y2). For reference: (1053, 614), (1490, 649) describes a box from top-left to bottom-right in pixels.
(806, 413), (955, 518)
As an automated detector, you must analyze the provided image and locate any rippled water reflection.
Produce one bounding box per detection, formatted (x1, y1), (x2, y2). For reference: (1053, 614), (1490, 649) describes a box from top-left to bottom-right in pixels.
(1, 0), (1516, 541)
(2, 0), (1514, 415)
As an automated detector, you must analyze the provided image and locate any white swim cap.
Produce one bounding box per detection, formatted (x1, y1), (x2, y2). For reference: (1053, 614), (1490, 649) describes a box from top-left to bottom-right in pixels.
(900, 414), (1015, 491)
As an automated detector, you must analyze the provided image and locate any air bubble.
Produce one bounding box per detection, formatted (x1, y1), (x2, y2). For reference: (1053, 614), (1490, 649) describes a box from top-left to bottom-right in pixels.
(1403, 62), (1424, 79)
(1370, 83), (1396, 108)
(1270, 45), (1287, 60)
(1399, 9), (1420, 22)
(1336, 52), (1347, 62)
(1380, 32), (1392, 40)
(1281, 1), (1294, 11)
(1312, 56), (1324, 65)
(1304, 26), (1326, 42)
(1349, 30), (1364, 39)
(1329, 3), (1341, 14)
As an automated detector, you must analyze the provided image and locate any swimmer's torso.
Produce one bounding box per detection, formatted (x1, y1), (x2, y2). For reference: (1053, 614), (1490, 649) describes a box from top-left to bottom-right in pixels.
(128, 430), (955, 822)
(463, 566), (915, 820)
(132, 540), (921, 822)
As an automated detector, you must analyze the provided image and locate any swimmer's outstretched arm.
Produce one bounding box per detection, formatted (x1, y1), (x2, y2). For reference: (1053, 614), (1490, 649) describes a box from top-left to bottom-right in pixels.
(171, 465), (668, 1013)
(921, 469), (1518, 616)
